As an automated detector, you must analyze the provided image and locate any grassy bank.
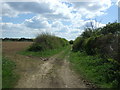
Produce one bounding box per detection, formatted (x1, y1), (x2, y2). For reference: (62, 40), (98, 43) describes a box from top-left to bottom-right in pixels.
(20, 33), (69, 57)
(2, 57), (18, 88)
(20, 46), (69, 58)
(69, 51), (120, 88)
(28, 33), (68, 52)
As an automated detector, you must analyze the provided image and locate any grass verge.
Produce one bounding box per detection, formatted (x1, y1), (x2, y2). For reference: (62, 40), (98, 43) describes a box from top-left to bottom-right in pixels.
(57, 45), (71, 60)
(19, 46), (69, 58)
(2, 57), (18, 88)
(69, 51), (120, 88)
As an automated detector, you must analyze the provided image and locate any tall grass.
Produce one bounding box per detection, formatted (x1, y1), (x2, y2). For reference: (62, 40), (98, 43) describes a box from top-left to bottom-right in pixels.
(2, 57), (18, 88)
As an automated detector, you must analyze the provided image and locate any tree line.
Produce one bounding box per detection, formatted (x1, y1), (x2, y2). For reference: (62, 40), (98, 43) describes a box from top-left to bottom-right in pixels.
(2, 38), (33, 42)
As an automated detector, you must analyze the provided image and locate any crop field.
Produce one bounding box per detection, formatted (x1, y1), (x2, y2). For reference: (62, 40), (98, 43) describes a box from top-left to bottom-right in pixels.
(2, 41), (33, 55)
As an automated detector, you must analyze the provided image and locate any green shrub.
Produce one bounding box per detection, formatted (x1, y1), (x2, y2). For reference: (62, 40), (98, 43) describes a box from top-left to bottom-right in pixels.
(72, 37), (84, 52)
(28, 43), (43, 52)
(28, 33), (68, 52)
(84, 37), (96, 55)
(101, 22), (120, 35)
(73, 22), (120, 63)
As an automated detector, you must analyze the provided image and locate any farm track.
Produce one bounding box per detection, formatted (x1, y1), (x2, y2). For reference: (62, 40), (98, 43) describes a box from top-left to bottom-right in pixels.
(2, 42), (87, 88)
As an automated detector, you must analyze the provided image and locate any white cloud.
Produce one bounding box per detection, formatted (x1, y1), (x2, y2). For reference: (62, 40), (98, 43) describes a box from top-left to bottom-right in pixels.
(2, 0), (112, 20)
(1, 23), (22, 30)
(1, 18), (106, 40)
(117, 0), (120, 7)
(0, 17), (2, 21)
(52, 21), (63, 28)
(2, 3), (19, 17)
(6, 2), (53, 14)
(83, 20), (106, 28)
(1, 0), (114, 40)
(2, 1), (54, 17)
(72, 0), (111, 11)
(24, 16), (51, 29)
(72, 0), (112, 18)
(1, 22), (45, 38)
(2, 0), (72, 20)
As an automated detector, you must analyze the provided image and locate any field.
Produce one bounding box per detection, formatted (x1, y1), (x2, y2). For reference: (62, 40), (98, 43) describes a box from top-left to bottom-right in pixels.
(2, 41), (90, 88)
(2, 42), (33, 55)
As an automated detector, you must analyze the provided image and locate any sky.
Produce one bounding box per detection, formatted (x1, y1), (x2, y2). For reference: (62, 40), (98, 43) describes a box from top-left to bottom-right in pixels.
(0, 0), (119, 40)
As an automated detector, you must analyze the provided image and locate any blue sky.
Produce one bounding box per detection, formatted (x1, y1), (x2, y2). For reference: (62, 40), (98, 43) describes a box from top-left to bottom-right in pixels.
(96, 3), (118, 24)
(1, 0), (119, 40)
(2, 13), (36, 24)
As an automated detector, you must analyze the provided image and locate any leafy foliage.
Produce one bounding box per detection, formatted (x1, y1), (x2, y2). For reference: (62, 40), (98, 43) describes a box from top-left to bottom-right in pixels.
(101, 22), (120, 35)
(71, 22), (120, 88)
(72, 37), (84, 51)
(73, 22), (120, 62)
(28, 33), (68, 52)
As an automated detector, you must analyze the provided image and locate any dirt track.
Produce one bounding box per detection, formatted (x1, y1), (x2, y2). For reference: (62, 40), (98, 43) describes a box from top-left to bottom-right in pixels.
(2, 42), (87, 88)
